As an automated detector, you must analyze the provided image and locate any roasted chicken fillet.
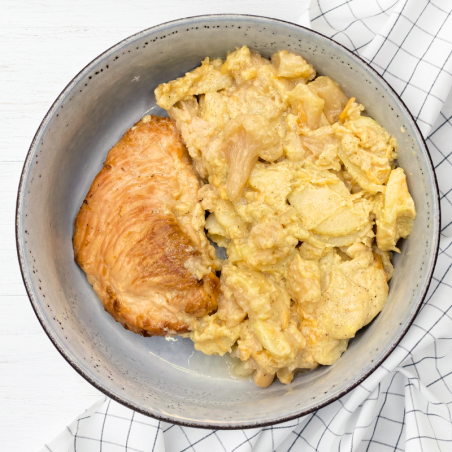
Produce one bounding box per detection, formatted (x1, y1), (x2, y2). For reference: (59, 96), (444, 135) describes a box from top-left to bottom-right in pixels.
(73, 115), (219, 336)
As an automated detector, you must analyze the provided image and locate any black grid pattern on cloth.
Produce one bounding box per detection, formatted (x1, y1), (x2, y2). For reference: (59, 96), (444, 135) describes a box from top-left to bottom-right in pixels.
(38, 1), (452, 451)
(310, 0), (452, 136)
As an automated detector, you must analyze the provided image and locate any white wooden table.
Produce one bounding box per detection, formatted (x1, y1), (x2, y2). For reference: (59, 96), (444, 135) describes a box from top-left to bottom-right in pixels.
(0, 1), (310, 450)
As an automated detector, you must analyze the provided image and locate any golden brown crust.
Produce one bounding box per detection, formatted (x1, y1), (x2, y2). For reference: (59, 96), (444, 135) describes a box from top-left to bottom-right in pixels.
(73, 115), (219, 336)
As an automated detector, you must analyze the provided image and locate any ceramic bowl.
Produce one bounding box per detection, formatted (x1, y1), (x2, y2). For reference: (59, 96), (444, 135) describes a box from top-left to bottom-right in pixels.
(16, 14), (440, 428)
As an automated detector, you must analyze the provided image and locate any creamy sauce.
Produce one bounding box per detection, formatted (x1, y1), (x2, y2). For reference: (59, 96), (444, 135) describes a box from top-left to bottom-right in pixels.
(156, 46), (416, 387)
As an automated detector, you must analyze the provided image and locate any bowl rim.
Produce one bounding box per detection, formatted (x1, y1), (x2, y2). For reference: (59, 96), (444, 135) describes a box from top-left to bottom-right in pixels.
(16, 13), (441, 430)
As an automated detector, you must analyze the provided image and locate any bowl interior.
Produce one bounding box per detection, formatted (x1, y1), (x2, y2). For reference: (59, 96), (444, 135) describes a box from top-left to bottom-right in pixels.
(17, 15), (439, 428)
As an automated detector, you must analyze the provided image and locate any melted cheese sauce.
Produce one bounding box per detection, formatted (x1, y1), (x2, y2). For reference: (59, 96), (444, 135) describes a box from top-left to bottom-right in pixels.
(156, 46), (416, 387)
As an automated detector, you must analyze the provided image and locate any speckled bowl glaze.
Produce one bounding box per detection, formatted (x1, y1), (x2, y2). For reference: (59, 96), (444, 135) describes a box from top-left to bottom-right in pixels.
(16, 15), (440, 428)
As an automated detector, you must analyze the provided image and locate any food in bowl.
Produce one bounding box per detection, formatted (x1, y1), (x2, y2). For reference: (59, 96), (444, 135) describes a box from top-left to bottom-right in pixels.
(74, 46), (416, 388)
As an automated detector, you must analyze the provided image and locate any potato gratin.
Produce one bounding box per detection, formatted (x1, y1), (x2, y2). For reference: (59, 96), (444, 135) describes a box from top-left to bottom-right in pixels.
(154, 46), (416, 387)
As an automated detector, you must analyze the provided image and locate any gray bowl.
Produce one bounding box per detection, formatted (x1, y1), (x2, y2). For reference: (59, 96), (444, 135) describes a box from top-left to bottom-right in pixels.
(16, 15), (440, 429)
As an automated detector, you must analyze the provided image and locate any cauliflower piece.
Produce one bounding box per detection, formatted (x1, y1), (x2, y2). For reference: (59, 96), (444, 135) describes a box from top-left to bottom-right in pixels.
(309, 76), (349, 123)
(299, 135), (328, 158)
(155, 58), (233, 110)
(221, 46), (269, 84)
(374, 167), (416, 252)
(271, 50), (316, 80)
(223, 114), (282, 201)
(287, 84), (325, 130)
(299, 132), (341, 170)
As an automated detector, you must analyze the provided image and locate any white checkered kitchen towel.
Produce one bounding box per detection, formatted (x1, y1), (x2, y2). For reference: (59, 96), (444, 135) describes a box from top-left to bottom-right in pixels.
(39, 1), (452, 451)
